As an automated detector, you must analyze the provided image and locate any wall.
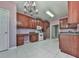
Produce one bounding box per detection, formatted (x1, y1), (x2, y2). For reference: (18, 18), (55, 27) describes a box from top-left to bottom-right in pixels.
(0, 2), (16, 48)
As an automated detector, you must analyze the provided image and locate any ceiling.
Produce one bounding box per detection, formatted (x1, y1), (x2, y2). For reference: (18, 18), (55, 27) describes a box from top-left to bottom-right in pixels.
(13, 1), (68, 21)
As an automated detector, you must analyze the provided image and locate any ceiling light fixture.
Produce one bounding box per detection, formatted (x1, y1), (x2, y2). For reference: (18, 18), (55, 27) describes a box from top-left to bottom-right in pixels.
(24, 1), (38, 16)
(46, 11), (54, 17)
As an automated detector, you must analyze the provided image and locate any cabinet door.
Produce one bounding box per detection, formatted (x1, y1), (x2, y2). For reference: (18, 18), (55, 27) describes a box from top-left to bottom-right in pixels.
(17, 35), (24, 46)
(39, 20), (43, 29)
(59, 34), (79, 57)
(30, 33), (38, 42)
(59, 34), (67, 50)
(34, 20), (37, 29)
(60, 18), (68, 29)
(71, 35), (79, 57)
(43, 21), (49, 31)
(59, 34), (73, 53)
(17, 13), (24, 27)
(36, 20), (40, 26)
(17, 13), (29, 28)
(29, 18), (33, 28)
(28, 18), (36, 29)
(68, 1), (79, 24)
(32, 19), (36, 29)
(24, 16), (29, 28)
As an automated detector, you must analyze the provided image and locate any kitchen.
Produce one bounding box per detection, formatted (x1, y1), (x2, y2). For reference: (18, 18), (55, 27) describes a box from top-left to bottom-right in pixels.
(0, 1), (79, 58)
(17, 12), (49, 46)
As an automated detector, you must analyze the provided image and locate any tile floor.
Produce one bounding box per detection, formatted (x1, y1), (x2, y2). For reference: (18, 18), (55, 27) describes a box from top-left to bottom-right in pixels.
(0, 39), (75, 58)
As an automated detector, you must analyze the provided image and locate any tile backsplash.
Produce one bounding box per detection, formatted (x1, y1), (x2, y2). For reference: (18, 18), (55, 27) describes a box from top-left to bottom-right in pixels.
(17, 29), (36, 34)
(59, 29), (77, 33)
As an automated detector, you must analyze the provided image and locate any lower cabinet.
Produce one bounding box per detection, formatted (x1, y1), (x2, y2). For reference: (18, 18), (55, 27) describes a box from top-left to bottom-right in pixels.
(59, 34), (79, 57)
(17, 34), (24, 46)
(29, 32), (38, 42)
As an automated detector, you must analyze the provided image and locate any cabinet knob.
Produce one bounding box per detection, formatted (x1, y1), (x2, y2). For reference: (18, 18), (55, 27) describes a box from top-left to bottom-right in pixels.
(5, 32), (8, 34)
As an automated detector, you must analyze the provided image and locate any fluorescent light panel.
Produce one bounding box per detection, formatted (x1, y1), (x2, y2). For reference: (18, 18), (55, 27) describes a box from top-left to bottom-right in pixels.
(46, 11), (54, 17)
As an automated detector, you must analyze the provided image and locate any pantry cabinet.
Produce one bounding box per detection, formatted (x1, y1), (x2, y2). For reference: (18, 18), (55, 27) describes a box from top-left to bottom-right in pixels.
(68, 1), (79, 24)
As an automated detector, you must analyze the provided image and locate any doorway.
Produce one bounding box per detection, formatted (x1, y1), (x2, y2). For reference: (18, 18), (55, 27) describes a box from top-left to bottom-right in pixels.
(52, 25), (59, 39)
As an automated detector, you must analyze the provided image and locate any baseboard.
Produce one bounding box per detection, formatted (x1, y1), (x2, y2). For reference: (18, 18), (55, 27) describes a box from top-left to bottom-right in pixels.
(9, 46), (17, 50)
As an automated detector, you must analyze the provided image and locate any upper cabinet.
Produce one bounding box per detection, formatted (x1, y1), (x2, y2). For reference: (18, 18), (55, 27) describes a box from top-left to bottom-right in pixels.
(59, 17), (77, 29)
(60, 17), (68, 29)
(17, 13), (49, 31)
(43, 21), (49, 31)
(17, 13), (29, 28)
(29, 18), (36, 29)
(68, 1), (79, 24)
(36, 19), (43, 28)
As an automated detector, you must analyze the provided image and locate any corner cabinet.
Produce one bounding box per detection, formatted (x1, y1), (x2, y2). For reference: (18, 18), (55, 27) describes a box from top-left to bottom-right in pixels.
(68, 1), (79, 24)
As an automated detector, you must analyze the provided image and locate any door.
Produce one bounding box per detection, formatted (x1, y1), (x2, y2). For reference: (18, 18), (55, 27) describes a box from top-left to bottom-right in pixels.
(0, 8), (9, 51)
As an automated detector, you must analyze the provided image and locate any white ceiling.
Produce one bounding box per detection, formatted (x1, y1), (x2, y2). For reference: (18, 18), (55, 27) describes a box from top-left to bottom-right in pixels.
(13, 1), (68, 21)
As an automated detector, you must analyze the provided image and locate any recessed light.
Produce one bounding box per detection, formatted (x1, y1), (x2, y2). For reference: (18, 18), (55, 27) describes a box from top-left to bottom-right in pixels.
(46, 11), (54, 17)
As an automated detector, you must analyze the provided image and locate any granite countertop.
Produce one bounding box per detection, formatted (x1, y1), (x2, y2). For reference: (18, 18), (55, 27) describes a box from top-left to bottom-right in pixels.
(60, 32), (79, 35)
(17, 34), (29, 36)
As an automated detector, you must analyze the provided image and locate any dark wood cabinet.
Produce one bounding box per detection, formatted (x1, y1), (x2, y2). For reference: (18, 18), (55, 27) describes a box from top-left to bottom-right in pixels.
(59, 1), (79, 57)
(68, 1), (79, 24)
(59, 17), (77, 29)
(17, 34), (24, 46)
(36, 19), (43, 29)
(17, 13), (29, 28)
(60, 17), (68, 29)
(29, 18), (36, 29)
(43, 21), (49, 31)
(29, 32), (38, 42)
(59, 34), (73, 53)
(17, 13), (49, 31)
(59, 34), (79, 57)
(68, 23), (77, 29)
